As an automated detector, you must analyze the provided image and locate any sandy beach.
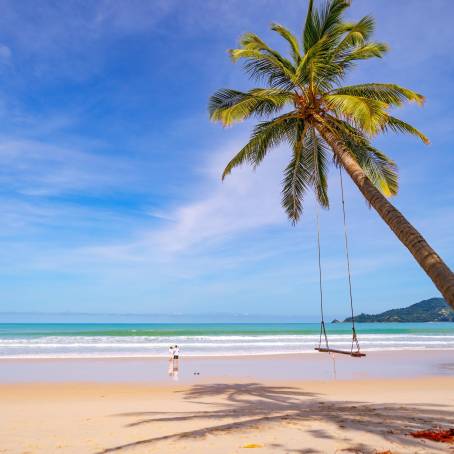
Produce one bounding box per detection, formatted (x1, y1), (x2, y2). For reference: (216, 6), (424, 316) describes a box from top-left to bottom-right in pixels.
(1, 352), (454, 453)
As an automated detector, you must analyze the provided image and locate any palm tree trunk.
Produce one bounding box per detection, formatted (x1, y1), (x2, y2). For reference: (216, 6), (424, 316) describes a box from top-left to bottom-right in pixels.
(315, 120), (454, 307)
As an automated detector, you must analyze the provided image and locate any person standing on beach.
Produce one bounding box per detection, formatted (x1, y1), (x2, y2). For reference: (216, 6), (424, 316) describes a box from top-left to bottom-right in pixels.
(172, 345), (180, 380)
(168, 345), (175, 377)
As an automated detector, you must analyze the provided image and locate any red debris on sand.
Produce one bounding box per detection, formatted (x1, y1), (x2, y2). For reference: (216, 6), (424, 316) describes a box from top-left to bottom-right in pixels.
(410, 428), (454, 443)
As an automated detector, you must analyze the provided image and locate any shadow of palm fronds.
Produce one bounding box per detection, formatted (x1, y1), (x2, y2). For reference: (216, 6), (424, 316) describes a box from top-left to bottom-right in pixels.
(99, 382), (454, 453)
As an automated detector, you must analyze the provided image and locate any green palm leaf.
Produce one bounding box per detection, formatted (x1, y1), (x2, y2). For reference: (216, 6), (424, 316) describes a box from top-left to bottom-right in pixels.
(336, 16), (375, 49)
(282, 124), (311, 224)
(209, 88), (293, 126)
(381, 115), (430, 144)
(222, 114), (299, 180)
(327, 117), (398, 196)
(303, 0), (349, 51)
(271, 23), (302, 65)
(324, 94), (389, 135)
(330, 83), (425, 107)
(303, 128), (330, 207)
(230, 33), (297, 89)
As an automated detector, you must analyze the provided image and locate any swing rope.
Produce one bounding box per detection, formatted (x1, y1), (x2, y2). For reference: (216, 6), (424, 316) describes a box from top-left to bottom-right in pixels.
(339, 167), (361, 354)
(315, 204), (329, 351)
(314, 167), (364, 357)
(316, 204), (337, 374)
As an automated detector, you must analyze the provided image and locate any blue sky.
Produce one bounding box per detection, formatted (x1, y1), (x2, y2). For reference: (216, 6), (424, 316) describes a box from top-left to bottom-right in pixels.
(0, 0), (452, 320)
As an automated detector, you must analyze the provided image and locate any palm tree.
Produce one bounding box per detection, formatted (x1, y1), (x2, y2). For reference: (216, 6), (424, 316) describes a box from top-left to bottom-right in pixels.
(209, 0), (454, 306)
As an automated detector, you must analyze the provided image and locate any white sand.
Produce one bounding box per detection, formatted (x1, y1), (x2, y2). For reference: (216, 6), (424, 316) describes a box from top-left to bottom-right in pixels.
(1, 376), (453, 453)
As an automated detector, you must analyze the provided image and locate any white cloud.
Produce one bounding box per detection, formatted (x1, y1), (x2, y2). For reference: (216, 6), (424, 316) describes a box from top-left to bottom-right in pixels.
(0, 43), (11, 62)
(153, 140), (288, 253)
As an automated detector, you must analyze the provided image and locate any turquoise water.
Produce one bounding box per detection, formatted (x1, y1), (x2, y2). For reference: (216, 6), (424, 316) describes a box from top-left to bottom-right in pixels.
(2, 322), (454, 337)
(0, 322), (453, 358)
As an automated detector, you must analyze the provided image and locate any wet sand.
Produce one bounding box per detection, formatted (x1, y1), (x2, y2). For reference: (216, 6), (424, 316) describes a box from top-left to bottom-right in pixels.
(0, 349), (453, 383)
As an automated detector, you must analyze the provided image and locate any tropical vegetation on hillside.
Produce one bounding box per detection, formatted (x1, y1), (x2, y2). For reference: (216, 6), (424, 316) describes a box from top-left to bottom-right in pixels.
(209, 0), (454, 306)
(342, 297), (453, 323)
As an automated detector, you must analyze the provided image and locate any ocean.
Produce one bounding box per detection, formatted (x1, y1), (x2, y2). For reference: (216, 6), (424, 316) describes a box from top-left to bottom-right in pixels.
(1, 322), (454, 359)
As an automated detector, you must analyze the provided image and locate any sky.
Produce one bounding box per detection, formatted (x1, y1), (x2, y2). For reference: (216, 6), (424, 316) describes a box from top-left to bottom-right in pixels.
(0, 0), (452, 320)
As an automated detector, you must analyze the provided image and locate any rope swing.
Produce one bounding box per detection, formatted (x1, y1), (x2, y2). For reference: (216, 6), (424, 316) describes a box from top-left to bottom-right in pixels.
(315, 168), (365, 358)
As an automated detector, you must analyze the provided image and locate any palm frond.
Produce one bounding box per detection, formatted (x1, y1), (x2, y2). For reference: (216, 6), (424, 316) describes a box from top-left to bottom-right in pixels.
(222, 114), (300, 180)
(209, 88), (293, 126)
(335, 15), (375, 50)
(350, 142), (398, 197)
(297, 31), (346, 91)
(271, 23), (301, 65)
(330, 83), (425, 107)
(324, 94), (389, 135)
(380, 115), (429, 144)
(318, 0), (350, 38)
(230, 33), (296, 89)
(282, 123), (311, 224)
(244, 58), (296, 89)
(303, 127), (330, 207)
(303, 0), (349, 51)
(301, 23), (384, 91)
(303, 0), (319, 52)
(326, 117), (398, 196)
(337, 42), (388, 65)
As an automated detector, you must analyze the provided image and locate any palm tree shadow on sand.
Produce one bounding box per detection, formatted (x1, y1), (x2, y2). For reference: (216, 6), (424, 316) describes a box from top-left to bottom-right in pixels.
(98, 382), (454, 453)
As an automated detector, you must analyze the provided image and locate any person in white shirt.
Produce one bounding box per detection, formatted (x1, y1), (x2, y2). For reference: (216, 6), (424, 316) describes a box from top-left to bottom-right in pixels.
(168, 345), (175, 376)
(172, 345), (180, 380)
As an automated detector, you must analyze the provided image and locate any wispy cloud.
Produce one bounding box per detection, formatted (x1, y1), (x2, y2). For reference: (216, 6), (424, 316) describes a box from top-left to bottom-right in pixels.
(152, 140), (288, 253)
(0, 137), (137, 196)
(0, 43), (11, 63)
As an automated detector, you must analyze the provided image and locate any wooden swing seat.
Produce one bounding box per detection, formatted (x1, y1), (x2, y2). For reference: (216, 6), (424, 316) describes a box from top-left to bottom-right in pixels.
(315, 347), (366, 357)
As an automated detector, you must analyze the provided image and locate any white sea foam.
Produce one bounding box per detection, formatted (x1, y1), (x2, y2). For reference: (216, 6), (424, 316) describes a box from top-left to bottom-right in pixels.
(1, 333), (454, 358)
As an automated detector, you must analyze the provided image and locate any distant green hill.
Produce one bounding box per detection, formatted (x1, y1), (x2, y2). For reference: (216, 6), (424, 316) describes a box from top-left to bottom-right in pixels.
(344, 298), (453, 323)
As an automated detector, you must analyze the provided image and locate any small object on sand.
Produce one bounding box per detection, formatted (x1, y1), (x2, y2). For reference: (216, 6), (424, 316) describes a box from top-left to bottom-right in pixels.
(242, 443), (264, 448)
(410, 428), (454, 443)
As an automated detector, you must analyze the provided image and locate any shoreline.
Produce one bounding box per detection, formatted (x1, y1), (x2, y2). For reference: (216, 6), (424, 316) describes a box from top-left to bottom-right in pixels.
(1, 346), (453, 359)
(1, 346), (454, 360)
